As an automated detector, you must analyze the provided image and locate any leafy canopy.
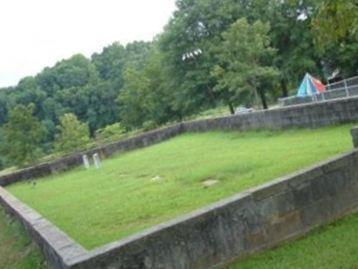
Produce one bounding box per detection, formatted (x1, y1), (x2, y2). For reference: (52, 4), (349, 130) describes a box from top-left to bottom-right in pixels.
(54, 113), (90, 154)
(212, 18), (279, 111)
(313, 0), (358, 47)
(1, 104), (45, 166)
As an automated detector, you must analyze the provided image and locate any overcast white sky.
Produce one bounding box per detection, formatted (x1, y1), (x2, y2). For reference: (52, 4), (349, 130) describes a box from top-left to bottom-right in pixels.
(0, 0), (176, 88)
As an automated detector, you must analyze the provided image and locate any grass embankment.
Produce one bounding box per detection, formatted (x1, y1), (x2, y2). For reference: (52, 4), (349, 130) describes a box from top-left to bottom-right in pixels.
(228, 212), (358, 269)
(7, 124), (353, 249)
(0, 207), (45, 269)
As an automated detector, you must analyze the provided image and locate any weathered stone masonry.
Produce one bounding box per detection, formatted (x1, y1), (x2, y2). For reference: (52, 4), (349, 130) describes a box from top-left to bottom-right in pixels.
(72, 151), (358, 269)
(1, 97), (358, 268)
(0, 187), (87, 269)
(2, 96), (358, 186)
(0, 124), (185, 186)
(1, 150), (358, 269)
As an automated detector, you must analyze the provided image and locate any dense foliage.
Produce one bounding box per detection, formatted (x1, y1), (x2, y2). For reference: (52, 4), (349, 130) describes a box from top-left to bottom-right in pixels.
(0, 105), (45, 166)
(54, 113), (90, 154)
(0, 0), (357, 168)
(212, 18), (279, 111)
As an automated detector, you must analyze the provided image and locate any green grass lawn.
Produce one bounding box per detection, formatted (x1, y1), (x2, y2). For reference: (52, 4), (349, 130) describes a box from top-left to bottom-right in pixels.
(7, 125), (354, 249)
(228, 212), (358, 269)
(0, 207), (46, 269)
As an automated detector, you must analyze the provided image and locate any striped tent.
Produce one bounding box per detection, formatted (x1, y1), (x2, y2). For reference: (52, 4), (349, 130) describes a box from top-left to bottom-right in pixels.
(297, 73), (326, 97)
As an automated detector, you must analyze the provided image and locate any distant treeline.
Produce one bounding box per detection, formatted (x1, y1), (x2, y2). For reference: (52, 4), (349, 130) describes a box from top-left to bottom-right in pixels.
(0, 0), (357, 168)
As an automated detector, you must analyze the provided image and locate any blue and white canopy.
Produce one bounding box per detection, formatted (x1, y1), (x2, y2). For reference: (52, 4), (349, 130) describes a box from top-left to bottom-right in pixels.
(297, 73), (326, 97)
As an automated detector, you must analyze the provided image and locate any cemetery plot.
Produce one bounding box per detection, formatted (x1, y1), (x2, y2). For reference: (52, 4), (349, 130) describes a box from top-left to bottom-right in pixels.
(7, 125), (353, 250)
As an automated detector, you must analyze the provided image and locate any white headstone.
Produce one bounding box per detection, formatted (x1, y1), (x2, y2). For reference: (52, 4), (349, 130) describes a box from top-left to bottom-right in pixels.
(93, 153), (101, 169)
(82, 154), (90, 169)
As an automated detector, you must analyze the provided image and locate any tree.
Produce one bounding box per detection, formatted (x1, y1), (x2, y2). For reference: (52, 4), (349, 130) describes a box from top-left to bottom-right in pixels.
(212, 18), (279, 112)
(54, 113), (90, 154)
(158, 0), (322, 106)
(312, 0), (358, 78)
(313, 0), (358, 47)
(92, 42), (126, 90)
(1, 104), (45, 166)
(12, 76), (47, 118)
(268, 0), (323, 96)
(157, 0), (228, 117)
(117, 47), (177, 129)
(91, 41), (152, 90)
(124, 41), (152, 71)
(117, 68), (149, 128)
(55, 80), (121, 133)
(139, 49), (177, 126)
(0, 0), (355, 153)
(36, 54), (99, 95)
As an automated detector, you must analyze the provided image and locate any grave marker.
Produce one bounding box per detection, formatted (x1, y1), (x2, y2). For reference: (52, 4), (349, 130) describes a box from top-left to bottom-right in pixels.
(93, 153), (101, 169)
(82, 154), (90, 169)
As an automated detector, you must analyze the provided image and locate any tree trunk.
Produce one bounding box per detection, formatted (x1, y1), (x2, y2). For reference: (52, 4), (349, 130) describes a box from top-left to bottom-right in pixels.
(281, 80), (288, 97)
(258, 89), (268, 110)
(228, 102), (235, 114)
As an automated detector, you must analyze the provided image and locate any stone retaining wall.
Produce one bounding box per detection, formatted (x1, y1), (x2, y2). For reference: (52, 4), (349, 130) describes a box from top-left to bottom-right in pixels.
(2, 97), (358, 187)
(183, 96), (358, 132)
(69, 151), (358, 269)
(1, 149), (358, 268)
(0, 187), (86, 269)
(0, 124), (185, 187)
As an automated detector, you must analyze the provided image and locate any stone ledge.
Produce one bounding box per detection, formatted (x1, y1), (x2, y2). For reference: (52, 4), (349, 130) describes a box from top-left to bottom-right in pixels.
(66, 150), (358, 268)
(2, 96), (358, 187)
(1, 98), (358, 268)
(1, 149), (358, 268)
(0, 187), (87, 269)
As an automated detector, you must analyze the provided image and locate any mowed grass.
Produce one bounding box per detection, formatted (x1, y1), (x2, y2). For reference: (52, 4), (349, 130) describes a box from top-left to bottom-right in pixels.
(0, 207), (46, 269)
(228, 212), (358, 269)
(7, 125), (354, 249)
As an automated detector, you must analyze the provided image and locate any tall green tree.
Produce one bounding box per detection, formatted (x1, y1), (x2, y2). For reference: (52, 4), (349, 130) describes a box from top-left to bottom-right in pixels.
(118, 47), (177, 129)
(312, 0), (358, 78)
(268, 0), (322, 96)
(91, 41), (152, 90)
(158, 0), (322, 109)
(117, 68), (148, 128)
(92, 42), (126, 90)
(55, 80), (120, 133)
(124, 41), (152, 70)
(36, 54), (99, 95)
(54, 113), (90, 154)
(212, 19), (279, 112)
(1, 104), (45, 166)
(313, 0), (358, 47)
(158, 0), (227, 117)
(11, 76), (47, 118)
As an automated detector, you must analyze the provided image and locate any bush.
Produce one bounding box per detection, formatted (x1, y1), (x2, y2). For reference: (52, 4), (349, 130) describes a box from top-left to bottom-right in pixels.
(142, 121), (157, 131)
(54, 113), (90, 154)
(95, 122), (126, 143)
